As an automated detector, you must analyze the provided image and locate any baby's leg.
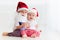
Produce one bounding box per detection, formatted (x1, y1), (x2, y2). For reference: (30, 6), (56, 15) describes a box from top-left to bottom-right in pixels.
(7, 29), (21, 37)
(22, 34), (27, 38)
(2, 32), (14, 36)
(21, 30), (27, 38)
(2, 29), (22, 37)
(31, 33), (36, 38)
(31, 30), (40, 38)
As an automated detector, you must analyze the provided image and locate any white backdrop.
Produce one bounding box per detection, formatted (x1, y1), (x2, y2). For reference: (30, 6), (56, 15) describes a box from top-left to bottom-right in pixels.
(0, 0), (60, 40)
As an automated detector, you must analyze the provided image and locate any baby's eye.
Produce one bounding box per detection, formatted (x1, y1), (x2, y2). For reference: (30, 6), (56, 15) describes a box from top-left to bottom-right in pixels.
(29, 14), (31, 16)
(25, 11), (27, 13)
(33, 15), (34, 16)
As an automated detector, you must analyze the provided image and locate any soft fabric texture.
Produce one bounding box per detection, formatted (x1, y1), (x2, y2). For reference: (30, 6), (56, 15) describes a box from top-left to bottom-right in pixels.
(8, 29), (22, 37)
(21, 29), (40, 37)
(27, 20), (37, 30)
(16, 2), (28, 12)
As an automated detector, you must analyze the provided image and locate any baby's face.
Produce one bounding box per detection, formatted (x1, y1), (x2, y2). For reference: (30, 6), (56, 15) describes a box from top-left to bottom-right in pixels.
(18, 10), (28, 16)
(27, 12), (36, 21)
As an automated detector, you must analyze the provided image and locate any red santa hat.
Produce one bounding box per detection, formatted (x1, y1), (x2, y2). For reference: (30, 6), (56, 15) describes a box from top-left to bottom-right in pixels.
(28, 8), (39, 17)
(16, 2), (28, 12)
(32, 8), (39, 17)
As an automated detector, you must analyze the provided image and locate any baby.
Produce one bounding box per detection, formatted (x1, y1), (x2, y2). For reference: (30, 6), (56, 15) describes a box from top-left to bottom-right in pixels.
(15, 2), (29, 30)
(16, 6), (29, 30)
(21, 8), (40, 38)
(2, 2), (29, 37)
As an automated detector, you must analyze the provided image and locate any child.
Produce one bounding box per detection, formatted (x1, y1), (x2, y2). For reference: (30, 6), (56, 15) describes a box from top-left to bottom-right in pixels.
(2, 2), (29, 37)
(15, 2), (29, 30)
(21, 8), (40, 38)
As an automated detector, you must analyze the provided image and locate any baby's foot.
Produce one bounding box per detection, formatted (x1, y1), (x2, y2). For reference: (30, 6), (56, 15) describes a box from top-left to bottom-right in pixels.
(2, 32), (8, 36)
(22, 34), (27, 38)
(31, 33), (36, 38)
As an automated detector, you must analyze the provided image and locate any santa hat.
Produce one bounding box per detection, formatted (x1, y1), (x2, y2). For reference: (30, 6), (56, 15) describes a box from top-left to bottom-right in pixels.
(32, 8), (39, 17)
(16, 2), (28, 12)
(28, 8), (39, 17)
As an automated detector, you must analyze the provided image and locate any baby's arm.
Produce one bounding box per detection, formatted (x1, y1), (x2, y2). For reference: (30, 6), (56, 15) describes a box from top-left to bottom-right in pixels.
(16, 23), (25, 29)
(35, 24), (42, 32)
(23, 22), (30, 28)
(16, 22), (29, 29)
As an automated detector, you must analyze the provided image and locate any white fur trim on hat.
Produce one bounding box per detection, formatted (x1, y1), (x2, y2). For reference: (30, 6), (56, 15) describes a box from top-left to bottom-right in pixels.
(18, 8), (28, 11)
(28, 9), (37, 14)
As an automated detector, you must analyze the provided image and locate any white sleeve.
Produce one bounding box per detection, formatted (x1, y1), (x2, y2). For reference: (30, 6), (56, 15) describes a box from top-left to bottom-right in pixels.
(15, 13), (19, 26)
(13, 13), (19, 30)
(15, 21), (19, 26)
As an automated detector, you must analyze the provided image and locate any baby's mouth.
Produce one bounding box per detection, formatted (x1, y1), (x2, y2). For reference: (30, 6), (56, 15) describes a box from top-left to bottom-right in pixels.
(22, 15), (24, 16)
(30, 18), (33, 19)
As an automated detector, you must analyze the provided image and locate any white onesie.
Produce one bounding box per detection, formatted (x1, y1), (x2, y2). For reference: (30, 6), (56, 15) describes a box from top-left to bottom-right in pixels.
(27, 20), (37, 30)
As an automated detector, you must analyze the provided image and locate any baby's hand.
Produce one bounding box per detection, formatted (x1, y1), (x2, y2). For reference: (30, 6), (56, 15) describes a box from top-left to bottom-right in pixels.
(24, 23), (30, 28)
